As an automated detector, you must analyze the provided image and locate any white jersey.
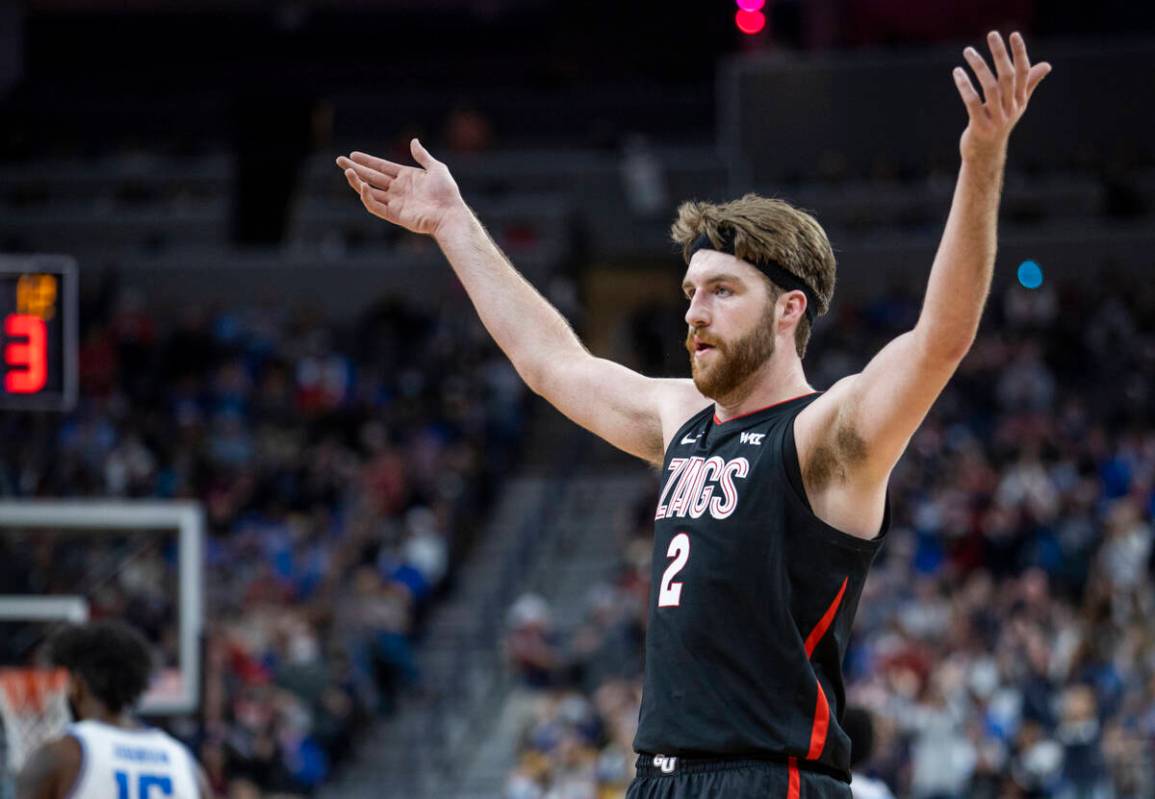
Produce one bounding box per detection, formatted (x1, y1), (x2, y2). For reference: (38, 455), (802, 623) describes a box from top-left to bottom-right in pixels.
(851, 771), (897, 799)
(65, 720), (201, 799)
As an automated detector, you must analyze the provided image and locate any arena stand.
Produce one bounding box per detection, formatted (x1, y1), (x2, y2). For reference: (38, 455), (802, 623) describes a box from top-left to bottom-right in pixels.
(0, 283), (528, 796)
(3, 113), (1154, 799)
(3, 8), (1154, 798)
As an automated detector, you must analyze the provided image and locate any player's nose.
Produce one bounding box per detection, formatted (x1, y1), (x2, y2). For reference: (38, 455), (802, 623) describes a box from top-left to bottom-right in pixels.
(685, 295), (710, 328)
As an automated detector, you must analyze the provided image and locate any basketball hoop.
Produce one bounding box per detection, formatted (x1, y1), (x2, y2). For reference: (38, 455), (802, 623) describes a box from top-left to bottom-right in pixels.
(0, 669), (71, 774)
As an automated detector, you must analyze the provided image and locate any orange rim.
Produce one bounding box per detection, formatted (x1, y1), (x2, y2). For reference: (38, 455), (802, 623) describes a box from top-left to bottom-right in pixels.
(0, 669), (68, 715)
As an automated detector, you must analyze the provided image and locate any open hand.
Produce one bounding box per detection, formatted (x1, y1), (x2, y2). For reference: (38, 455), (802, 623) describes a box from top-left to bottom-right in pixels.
(954, 31), (1051, 162)
(337, 139), (465, 237)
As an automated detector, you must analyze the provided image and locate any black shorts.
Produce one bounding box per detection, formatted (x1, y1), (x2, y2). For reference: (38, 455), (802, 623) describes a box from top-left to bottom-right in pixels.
(627, 754), (851, 799)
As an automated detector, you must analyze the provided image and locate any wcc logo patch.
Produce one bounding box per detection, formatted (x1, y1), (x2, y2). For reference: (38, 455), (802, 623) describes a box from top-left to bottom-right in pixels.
(739, 431), (765, 446)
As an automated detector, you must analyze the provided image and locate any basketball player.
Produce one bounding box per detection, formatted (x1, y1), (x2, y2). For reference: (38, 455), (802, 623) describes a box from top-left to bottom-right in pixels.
(338, 31), (1048, 799)
(842, 707), (894, 799)
(16, 621), (210, 799)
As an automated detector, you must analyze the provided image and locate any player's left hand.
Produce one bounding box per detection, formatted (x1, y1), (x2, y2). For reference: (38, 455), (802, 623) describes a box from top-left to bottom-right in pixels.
(954, 31), (1051, 163)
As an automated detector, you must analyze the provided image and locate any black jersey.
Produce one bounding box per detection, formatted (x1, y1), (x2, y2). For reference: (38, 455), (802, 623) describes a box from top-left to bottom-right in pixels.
(633, 391), (889, 780)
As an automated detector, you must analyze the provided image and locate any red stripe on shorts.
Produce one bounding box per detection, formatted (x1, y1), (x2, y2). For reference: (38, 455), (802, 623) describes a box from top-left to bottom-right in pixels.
(787, 756), (800, 799)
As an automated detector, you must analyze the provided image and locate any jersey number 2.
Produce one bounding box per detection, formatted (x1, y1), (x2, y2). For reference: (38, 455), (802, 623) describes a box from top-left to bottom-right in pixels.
(658, 532), (690, 607)
(115, 771), (174, 799)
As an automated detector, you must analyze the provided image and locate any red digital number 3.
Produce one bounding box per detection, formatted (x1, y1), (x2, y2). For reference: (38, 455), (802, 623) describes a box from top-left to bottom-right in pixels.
(4, 314), (48, 394)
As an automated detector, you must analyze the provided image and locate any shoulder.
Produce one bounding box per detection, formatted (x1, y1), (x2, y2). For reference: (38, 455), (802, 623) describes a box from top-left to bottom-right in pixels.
(795, 375), (855, 431)
(655, 379), (712, 455)
(16, 735), (82, 799)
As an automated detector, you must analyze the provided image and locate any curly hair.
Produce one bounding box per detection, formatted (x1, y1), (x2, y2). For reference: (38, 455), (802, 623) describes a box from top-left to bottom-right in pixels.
(48, 621), (155, 714)
(671, 194), (836, 357)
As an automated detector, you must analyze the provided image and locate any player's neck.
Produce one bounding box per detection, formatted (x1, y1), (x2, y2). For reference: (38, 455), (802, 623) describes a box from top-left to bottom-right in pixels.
(711, 349), (811, 422)
(84, 706), (138, 729)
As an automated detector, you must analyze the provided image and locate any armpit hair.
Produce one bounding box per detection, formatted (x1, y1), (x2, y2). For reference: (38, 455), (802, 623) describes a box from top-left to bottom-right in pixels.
(804, 412), (867, 491)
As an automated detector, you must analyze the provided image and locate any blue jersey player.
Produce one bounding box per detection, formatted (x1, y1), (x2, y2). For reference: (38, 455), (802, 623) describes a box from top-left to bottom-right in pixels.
(17, 622), (210, 799)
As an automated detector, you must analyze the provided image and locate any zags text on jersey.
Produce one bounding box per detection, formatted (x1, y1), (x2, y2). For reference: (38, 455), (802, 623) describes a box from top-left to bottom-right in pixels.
(654, 456), (750, 521)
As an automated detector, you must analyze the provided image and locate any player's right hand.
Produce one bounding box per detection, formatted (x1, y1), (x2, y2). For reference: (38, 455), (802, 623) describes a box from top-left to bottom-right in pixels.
(337, 138), (465, 237)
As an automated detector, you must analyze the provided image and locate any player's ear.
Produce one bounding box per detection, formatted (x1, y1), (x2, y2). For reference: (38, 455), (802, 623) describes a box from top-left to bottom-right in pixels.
(775, 290), (803, 322)
(66, 672), (85, 705)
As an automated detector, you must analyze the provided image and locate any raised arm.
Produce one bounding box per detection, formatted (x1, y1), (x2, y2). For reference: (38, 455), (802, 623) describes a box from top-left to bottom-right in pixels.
(337, 142), (703, 464)
(917, 31), (1051, 361)
(801, 33), (1050, 507)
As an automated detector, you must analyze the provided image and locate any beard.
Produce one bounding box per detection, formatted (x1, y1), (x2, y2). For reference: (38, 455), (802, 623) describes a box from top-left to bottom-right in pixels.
(685, 303), (777, 400)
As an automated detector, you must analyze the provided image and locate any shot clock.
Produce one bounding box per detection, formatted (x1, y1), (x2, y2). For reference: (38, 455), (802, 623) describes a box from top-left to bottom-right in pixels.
(0, 256), (77, 410)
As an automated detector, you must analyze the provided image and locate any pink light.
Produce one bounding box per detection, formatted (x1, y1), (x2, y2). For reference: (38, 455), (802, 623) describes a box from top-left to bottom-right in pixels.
(736, 0), (765, 11)
(735, 9), (766, 35)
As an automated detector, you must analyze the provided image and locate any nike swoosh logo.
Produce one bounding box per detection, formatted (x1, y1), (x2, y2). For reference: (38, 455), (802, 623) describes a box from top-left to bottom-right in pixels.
(680, 434), (700, 445)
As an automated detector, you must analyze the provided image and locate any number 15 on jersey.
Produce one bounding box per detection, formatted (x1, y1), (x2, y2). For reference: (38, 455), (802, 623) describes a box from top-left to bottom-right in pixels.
(115, 771), (174, 799)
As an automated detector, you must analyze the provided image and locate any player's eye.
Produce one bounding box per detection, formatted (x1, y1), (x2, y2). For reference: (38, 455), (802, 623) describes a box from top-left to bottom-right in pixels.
(714, 286), (732, 297)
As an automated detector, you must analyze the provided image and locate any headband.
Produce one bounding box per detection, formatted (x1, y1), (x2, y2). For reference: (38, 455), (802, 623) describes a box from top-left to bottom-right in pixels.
(689, 231), (819, 324)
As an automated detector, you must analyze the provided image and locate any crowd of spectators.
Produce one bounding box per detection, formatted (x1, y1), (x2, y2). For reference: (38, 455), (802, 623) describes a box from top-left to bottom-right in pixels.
(0, 278), (527, 797)
(502, 270), (1155, 799)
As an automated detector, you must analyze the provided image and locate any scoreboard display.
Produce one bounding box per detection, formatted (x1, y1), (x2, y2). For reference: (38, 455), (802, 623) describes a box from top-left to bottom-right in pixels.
(0, 256), (77, 410)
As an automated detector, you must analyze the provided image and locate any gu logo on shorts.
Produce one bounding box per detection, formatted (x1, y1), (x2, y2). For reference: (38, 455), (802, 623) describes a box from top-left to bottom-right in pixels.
(654, 456), (749, 521)
(652, 755), (678, 774)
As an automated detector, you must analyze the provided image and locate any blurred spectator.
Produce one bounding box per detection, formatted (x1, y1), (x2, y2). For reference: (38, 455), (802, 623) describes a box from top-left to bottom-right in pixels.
(0, 287), (525, 796)
(505, 593), (562, 690)
(443, 106), (494, 154)
(620, 134), (667, 219)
